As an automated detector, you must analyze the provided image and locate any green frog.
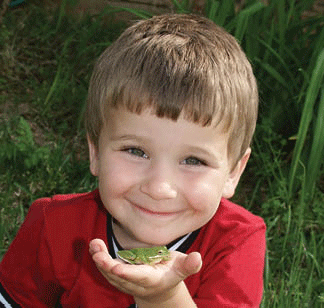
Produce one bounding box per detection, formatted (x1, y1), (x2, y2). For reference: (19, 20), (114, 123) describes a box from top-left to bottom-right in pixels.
(117, 246), (171, 265)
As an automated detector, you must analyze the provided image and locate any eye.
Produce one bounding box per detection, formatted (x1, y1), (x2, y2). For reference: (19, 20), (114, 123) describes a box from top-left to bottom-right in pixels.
(123, 147), (149, 159)
(182, 156), (207, 166)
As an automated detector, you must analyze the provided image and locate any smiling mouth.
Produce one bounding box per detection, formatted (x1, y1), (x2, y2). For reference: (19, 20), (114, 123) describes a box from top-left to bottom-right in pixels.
(131, 202), (179, 217)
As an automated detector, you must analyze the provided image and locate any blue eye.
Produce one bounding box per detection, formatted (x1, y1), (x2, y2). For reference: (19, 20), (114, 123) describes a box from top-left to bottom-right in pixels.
(124, 147), (148, 159)
(182, 157), (206, 166)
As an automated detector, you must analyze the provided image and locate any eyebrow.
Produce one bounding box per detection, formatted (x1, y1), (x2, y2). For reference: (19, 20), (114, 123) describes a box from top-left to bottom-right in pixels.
(109, 134), (148, 142)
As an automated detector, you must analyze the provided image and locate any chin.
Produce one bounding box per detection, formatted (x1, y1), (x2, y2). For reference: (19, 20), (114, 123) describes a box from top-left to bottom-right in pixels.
(136, 232), (182, 247)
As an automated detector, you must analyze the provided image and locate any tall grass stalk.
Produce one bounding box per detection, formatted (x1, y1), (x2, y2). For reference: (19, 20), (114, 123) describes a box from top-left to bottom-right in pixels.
(304, 88), (324, 200)
(55, 0), (67, 32)
(205, 1), (233, 27)
(233, 2), (265, 43)
(170, 0), (191, 14)
(263, 223), (323, 307)
(288, 49), (324, 201)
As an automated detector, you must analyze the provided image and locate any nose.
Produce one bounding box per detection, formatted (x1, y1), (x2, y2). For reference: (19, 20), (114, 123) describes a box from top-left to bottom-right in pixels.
(140, 163), (177, 200)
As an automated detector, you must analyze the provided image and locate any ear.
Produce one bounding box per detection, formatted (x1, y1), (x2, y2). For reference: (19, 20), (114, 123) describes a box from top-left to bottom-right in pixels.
(222, 148), (251, 199)
(87, 135), (99, 177)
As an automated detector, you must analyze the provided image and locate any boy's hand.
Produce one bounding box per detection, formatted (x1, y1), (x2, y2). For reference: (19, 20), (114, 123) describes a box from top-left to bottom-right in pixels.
(89, 239), (202, 307)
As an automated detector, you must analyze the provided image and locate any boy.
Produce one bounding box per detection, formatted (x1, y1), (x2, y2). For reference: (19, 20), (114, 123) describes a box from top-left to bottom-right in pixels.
(0, 14), (266, 307)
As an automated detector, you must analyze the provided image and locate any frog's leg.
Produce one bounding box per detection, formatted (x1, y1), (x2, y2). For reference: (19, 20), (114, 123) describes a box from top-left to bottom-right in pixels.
(118, 250), (137, 263)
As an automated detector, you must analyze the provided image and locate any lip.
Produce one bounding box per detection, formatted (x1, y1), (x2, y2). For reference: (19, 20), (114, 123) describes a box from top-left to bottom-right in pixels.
(131, 201), (181, 217)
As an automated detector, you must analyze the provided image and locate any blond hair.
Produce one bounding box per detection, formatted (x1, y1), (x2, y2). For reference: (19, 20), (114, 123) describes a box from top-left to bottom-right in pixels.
(85, 14), (258, 168)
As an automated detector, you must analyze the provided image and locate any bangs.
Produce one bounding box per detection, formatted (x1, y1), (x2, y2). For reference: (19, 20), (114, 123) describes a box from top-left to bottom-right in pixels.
(104, 77), (228, 129)
(100, 35), (232, 130)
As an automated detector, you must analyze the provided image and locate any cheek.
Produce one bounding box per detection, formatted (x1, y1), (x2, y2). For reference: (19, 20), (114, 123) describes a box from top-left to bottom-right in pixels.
(98, 157), (140, 196)
(184, 175), (225, 212)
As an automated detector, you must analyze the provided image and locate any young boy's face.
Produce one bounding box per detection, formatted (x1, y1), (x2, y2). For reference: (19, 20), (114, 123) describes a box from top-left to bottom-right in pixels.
(88, 108), (250, 248)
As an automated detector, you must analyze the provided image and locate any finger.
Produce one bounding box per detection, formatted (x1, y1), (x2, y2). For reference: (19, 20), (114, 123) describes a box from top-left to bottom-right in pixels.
(183, 252), (202, 275)
(89, 238), (109, 255)
(174, 252), (202, 279)
(89, 239), (122, 273)
(92, 250), (114, 269)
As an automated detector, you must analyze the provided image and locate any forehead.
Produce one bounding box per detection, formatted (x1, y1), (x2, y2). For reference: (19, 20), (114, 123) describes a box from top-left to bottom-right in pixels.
(101, 107), (230, 156)
(104, 106), (228, 134)
(104, 103), (229, 132)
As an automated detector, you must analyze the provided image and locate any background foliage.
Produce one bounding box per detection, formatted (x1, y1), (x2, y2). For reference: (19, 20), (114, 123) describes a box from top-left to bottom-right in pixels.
(1, 0), (324, 306)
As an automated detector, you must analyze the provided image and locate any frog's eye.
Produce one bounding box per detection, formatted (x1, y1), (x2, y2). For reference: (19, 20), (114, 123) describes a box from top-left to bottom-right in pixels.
(157, 250), (165, 255)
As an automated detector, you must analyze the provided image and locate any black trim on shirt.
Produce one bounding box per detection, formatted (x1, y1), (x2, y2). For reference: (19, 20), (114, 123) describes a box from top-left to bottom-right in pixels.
(172, 228), (201, 253)
(106, 213), (118, 259)
(0, 282), (22, 308)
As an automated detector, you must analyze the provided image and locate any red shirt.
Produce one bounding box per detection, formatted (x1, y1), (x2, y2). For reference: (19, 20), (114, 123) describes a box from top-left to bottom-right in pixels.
(0, 189), (266, 307)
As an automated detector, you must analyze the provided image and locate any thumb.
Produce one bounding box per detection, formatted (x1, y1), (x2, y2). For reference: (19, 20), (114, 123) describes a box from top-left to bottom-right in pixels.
(89, 238), (109, 255)
(179, 252), (202, 278)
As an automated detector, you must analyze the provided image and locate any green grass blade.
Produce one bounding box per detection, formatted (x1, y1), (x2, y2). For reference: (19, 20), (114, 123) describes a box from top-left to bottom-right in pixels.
(206, 0), (220, 23)
(254, 59), (291, 91)
(256, 37), (298, 90)
(304, 88), (324, 199)
(171, 0), (190, 13)
(307, 24), (324, 76)
(42, 63), (62, 115)
(276, 0), (287, 53)
(288, 48), (324, 198)
(207, 0), (234, 27)
(234, 2), (265, 43)
(119, 7), (152, 19)
(55, 0), (67, 32)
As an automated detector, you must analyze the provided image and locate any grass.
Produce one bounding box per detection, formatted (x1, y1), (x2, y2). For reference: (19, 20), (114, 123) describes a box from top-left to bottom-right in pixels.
(1, 0), (324, 306)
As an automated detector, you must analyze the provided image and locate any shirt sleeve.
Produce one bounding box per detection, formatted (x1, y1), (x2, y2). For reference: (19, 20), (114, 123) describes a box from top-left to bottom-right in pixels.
(193, 226), (266, 307)
(0, 198), (63, 307)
